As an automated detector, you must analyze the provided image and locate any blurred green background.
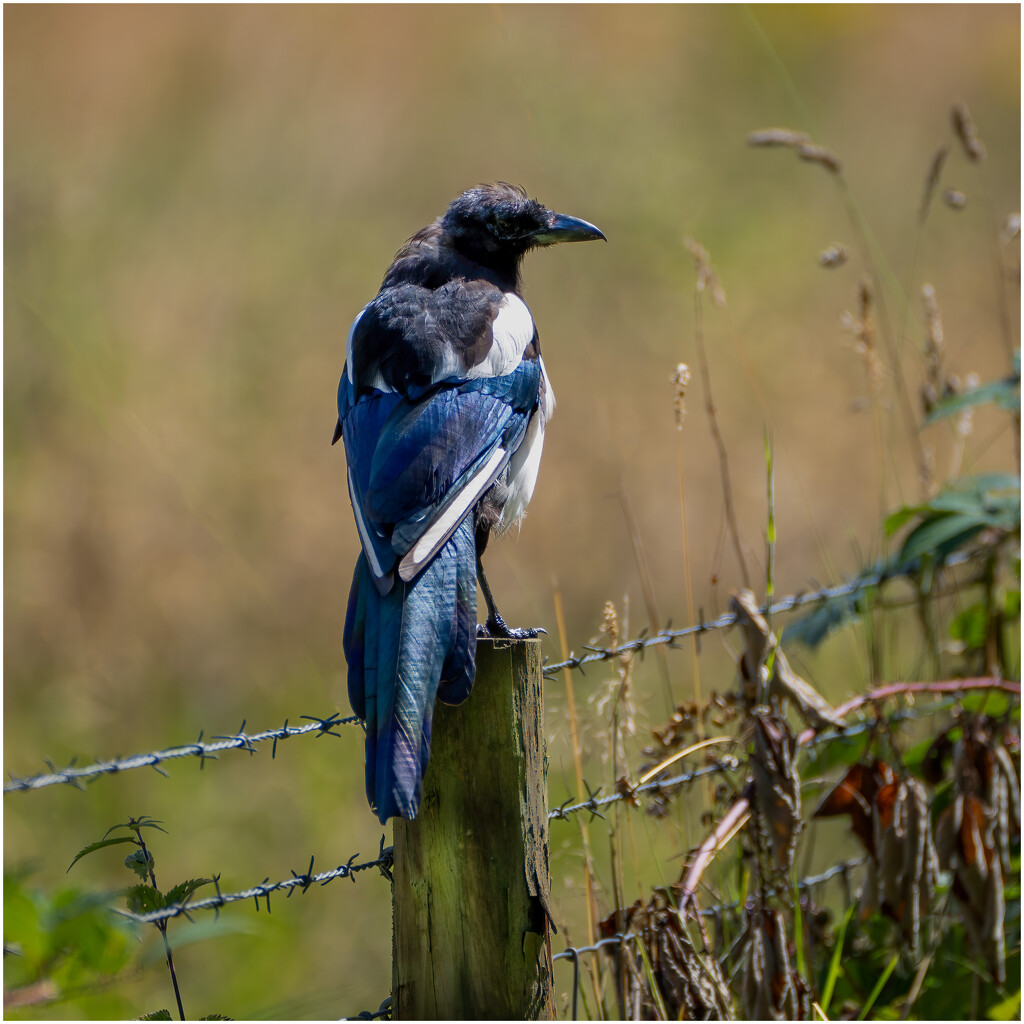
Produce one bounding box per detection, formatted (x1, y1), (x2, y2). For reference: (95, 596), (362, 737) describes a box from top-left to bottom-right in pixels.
(5, 5), (1019, 1019)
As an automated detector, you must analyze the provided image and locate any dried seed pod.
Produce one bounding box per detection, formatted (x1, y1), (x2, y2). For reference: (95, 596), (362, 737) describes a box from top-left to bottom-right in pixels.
(750, 712), (802, 874)
(943, 188), (967, 210)
(600, 891), (735, 1018)
(741, 907), (810, 1020)
(819, 243), (849, 268)
(671, 362), (692, 429)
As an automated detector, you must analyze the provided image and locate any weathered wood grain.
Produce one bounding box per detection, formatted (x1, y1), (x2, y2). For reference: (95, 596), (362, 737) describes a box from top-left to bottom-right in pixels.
(392, 638), (554, 1020)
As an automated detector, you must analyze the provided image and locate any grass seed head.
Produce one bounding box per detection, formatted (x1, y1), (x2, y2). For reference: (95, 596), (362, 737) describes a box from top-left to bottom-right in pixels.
(920, 144), (950, 220)
(797, 141), (842, 173)
(952, 100), (987, 162)
(747, 127), (810, 148)
(671, 363), (692, 429)
(684, 237), (727, 308)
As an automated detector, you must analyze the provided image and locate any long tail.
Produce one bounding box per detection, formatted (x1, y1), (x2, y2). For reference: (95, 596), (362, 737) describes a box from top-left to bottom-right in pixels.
(344, 517), (477, 822)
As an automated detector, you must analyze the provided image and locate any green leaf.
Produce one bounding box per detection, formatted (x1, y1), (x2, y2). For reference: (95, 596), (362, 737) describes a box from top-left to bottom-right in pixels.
(924, 373), (1020, 423)
(820, 903), (855, 1016)
(164, 878), (212, 906)
(987, 990), (1022, 1021)
(101, 817), (167, 841)
(949, 601), (990, 651)
(800, 730), (870, 777)
(124, 885), (164, 915)
(959, 690), (1019, 718)
(898, 513), (992, 564)
(140, 1011), (173, 1021)
(857, 953), (899, 1020)
(124, 849), (155, 878)
(67, 836), (138, 873)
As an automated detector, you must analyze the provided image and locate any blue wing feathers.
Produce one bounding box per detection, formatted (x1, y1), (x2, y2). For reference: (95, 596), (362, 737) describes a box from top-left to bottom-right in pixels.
(340, 332), (543, 822)
(345, 519), (477, 822)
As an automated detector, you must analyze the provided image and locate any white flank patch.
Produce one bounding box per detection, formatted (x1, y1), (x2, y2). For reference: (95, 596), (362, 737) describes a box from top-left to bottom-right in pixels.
(465, 293), (535, 380)
(398, 446), (507, 581)
(497, 414), (545, 534)
(345, 306), (368, 384)
(538, 356), (556, 421)
(348, 467), (387, 579)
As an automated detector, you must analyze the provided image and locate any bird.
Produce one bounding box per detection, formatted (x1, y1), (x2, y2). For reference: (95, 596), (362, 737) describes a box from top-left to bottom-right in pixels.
(333, 183), (604, 823)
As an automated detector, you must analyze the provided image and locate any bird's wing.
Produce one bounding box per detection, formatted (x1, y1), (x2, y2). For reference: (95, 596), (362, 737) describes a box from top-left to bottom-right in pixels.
(336, 279), (542, 590)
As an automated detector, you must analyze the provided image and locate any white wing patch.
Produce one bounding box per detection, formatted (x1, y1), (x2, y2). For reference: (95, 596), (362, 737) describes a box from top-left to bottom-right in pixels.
(347, 467), (387, 579)
(398, 445), (508, 582)
(464, 293), (535, 380)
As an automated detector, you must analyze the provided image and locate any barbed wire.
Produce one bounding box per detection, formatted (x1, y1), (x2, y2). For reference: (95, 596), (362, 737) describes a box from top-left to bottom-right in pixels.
(548, 760), (741, 822)
(344, 997), (393, 1020)
(548, 702), (952, 824)
(542, 555), (970, 677)
(4, 713), (360, 795)
(119, 837), (393, 925)
(4, 561), (982, 797)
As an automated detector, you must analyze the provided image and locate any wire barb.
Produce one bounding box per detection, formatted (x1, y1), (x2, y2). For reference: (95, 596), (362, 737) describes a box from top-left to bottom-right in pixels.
(4, 712), (362, 793)
(116, 847), (393, 925)
(542, 561), (968, 677)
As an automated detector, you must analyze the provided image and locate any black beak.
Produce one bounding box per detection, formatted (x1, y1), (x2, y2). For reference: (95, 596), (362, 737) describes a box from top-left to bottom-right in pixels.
(531, 211), (606, 246)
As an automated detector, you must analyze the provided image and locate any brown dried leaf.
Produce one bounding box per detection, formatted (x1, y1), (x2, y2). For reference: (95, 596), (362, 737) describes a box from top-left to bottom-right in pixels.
(750, 712), (802, 874)
(741, 907), (810, 1020)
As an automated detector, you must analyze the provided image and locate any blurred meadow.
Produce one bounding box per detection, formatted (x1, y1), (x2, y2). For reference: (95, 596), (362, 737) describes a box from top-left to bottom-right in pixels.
(4, 4), (1020, 1019)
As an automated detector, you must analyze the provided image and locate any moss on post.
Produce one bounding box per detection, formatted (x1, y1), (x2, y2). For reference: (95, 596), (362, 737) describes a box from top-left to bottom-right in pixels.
(392, 638), (554, 1020)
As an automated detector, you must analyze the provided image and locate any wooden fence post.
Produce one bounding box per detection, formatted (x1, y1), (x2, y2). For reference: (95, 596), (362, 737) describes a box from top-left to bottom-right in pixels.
(392, 637), (554, 1020)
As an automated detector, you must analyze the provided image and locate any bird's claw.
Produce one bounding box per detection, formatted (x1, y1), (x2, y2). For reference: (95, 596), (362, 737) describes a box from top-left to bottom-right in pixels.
(478, 614), (546, 640)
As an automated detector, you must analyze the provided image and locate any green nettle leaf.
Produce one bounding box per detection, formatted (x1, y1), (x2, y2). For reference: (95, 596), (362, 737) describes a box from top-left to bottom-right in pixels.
(124, 849), (155, 878)
(102, 817), (167, 841)
(67, 836), (139, 873)
(140, 1010), (173, 1021)
(898, 513), (995, 564)
(125, 885), (165, 915)
(164, 878), (213, 906)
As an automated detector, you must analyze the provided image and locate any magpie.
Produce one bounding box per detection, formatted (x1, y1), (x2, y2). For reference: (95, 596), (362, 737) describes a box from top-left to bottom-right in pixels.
(333, 183), (604, 823)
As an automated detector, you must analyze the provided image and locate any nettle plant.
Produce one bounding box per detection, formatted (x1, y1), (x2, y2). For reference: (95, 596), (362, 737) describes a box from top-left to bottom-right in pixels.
(68, 817), (227, 1022)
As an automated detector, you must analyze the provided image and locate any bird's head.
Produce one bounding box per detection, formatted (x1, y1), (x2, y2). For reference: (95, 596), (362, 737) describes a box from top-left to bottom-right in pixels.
(440, 183), (605, 274)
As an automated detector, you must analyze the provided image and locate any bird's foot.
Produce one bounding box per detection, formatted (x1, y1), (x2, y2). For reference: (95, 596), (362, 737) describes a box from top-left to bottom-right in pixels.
(477, 613), (547, 640)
